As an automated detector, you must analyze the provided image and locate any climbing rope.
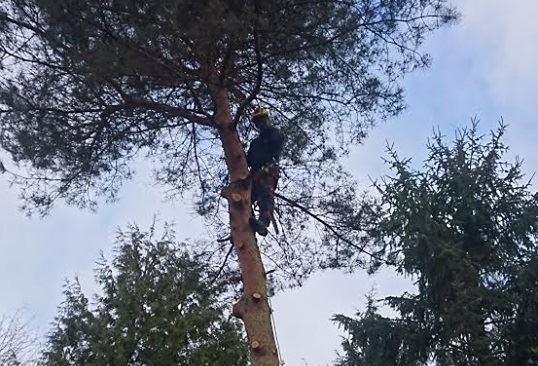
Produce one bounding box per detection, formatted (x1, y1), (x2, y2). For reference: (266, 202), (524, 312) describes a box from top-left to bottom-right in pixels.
(268, 295), (285, 365)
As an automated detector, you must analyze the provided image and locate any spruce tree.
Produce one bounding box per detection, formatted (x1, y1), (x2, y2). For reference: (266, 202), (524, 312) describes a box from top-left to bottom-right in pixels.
(335, 124), (538, 365)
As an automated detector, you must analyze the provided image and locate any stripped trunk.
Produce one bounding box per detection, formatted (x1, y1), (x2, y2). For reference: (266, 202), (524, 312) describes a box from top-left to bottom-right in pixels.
(214, 88), (279, 366)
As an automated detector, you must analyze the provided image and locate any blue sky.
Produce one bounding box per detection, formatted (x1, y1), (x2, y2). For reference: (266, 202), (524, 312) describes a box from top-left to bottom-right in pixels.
(1, 1), (537, 365)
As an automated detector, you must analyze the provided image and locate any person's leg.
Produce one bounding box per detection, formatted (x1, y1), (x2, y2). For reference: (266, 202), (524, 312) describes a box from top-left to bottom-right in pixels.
(264, 165), (279, 223)
(257, 187), (273, 228)
(249, 166), (280, 236)
(249, 170), (269, 236)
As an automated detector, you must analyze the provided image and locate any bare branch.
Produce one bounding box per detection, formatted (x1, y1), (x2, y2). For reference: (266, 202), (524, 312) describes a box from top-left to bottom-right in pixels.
(208, 242), (235, 286)
(0, 312), (37, 365)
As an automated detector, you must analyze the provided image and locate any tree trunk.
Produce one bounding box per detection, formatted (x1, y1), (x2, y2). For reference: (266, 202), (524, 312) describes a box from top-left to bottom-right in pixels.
(214, 87), (279, 366)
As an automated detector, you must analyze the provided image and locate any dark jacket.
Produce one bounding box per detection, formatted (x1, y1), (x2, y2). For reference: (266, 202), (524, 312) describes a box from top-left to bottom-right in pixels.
(247, 126), (285, 171)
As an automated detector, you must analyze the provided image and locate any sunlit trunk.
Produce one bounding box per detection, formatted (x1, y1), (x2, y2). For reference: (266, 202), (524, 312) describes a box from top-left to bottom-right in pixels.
(214, 87), (279, 366)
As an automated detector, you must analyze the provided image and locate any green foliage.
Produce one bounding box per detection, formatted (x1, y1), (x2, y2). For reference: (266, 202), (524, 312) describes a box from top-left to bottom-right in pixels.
(42, 225), (249, 366)
(335, 123), (538, 365)
(0, 1), (456, 282)
(333, 295), (430, 366)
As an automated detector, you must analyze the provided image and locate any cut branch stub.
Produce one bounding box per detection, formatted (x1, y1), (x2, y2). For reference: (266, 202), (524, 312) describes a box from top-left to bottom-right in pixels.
(251, 340), (261, 350)
(232, 300), (245, 319)
(220, 187), (244, 206)
(231, 193), (243, 203)
(220, 185), (233, 199)
(252, 292), (263, 301)
(220, 177), (251, 206)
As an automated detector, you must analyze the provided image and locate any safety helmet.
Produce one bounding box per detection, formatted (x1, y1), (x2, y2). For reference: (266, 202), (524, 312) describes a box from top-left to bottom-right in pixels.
(252, 106), (269, 118)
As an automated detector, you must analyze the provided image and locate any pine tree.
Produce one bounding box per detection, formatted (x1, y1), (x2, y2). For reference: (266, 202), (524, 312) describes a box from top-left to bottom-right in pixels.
(0, 2), (456, 364)
(335, 123), (538, 365)
(42, 224), (249, 366)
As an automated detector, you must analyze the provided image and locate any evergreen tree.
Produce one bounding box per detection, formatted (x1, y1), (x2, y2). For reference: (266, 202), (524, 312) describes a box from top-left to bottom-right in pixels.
(0, 1), (457, 364)
(334, 123), (538, 365)
(42, 225), (249, 366)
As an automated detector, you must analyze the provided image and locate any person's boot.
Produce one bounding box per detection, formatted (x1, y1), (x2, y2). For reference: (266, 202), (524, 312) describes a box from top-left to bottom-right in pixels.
(249, 217), (269, 236)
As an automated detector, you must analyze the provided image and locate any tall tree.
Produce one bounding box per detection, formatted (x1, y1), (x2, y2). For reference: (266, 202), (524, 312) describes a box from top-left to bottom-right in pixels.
(0, 1), (456, 364)
(42, 224), (249, 366)
(334, 123), (538, 365)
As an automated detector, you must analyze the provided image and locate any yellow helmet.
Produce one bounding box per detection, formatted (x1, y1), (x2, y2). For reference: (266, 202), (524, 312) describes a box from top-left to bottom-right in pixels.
(252, 106), (269, 118)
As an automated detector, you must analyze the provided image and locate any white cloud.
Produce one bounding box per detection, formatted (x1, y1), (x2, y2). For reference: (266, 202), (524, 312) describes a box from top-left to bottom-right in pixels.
(459, 0), (538, 109)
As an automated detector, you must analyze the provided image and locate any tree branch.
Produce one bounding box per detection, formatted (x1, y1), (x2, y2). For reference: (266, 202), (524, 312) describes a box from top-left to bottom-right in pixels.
(0, 12), (44, 36)
(232, 15), (263, 126)
(275, 192), (396, 266)
(208, 242), (235, 286)
(107, 81), (214, 127)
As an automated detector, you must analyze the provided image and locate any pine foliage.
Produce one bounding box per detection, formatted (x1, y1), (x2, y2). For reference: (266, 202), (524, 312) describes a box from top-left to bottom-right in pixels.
(0, 1), (456, 281)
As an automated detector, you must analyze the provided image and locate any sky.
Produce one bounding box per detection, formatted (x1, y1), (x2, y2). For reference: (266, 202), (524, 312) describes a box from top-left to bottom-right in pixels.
(1, 1), (537, 365)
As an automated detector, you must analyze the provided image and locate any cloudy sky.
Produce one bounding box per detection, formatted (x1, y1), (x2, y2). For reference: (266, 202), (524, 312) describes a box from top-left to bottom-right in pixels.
(1, 1), (537, 365)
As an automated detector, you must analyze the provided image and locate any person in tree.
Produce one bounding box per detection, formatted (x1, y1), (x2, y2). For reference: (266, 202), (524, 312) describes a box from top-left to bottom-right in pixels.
(247, 107), (285, 236)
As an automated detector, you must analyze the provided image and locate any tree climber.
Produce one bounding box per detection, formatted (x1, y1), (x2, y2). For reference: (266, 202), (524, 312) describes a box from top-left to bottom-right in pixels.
(247, 107), (285, 236)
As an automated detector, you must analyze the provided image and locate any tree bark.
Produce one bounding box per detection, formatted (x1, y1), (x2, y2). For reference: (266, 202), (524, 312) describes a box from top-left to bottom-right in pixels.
(214, 87), (279, 366)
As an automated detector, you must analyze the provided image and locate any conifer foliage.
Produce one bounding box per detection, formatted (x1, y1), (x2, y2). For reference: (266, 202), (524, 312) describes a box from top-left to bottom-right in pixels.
(0, 0), (455, 228)
(42, 225), (249, 366)
(0, 1), (456, 364)
(335, 124), (538, 365)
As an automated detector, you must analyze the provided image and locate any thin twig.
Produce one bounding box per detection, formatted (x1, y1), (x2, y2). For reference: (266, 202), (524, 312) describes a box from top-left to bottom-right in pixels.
(217, 236), (232, 243)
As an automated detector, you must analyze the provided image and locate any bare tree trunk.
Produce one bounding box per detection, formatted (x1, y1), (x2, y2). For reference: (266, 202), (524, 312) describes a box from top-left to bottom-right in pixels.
(214, 87), (279, 366)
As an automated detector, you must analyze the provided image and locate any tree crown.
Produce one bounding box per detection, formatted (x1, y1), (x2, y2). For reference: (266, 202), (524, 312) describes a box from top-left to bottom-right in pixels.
(43, 224), (249, 366)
